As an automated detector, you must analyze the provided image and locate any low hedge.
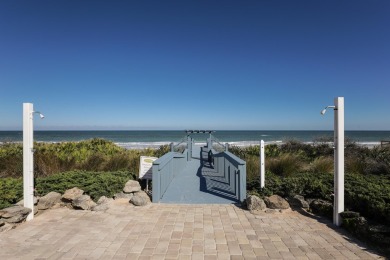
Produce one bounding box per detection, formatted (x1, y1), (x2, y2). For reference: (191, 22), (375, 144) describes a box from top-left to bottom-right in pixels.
(249, 172), (390, 226)
(0, 178), (23, 209)
(0, 170), (135, 210)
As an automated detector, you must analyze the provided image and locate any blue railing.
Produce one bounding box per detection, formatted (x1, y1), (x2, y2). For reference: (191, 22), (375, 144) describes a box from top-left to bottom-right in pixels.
(152, 133), (246, 204)
(212, 150), (247, 203)
(152, 150), (187, 202)
(170, 136), (188, 153)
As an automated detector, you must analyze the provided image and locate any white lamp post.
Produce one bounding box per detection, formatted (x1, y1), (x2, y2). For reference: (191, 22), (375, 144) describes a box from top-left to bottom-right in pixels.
(321, 97), (344, 226)
(260, 140), (265, 188)
(23, 103), (44, 221)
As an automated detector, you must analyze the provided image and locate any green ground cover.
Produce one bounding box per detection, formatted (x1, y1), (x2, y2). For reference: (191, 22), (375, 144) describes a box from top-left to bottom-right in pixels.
(230, 141), (390, 226)
(0, 138), (169, 209)
(0, 171), (133, 209)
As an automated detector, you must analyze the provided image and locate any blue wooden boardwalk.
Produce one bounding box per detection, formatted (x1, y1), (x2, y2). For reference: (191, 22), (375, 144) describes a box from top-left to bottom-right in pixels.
(160, 145), (239, 204)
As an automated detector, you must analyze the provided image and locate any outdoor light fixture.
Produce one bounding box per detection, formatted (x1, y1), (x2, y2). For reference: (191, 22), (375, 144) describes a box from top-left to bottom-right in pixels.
(320, 97), (344, 226)
(33, 111), (45, 119)
(320, 106), (336, 115)
(23, 104), (45, 221)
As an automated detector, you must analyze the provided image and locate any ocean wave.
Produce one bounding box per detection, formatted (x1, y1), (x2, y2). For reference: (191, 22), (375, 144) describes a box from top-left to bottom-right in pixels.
(115, 140), (285, 149)
(115, 140), (382, 149)
(1, 140), (383, 149)
(115, 142), (172, 149)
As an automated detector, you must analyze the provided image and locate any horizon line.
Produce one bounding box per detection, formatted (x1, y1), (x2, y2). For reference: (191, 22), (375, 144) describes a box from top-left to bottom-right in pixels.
(1, 129), (390, 132)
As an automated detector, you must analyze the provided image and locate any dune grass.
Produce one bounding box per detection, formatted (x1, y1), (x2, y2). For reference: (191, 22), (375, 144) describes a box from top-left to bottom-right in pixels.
(0, 138), (170, 178)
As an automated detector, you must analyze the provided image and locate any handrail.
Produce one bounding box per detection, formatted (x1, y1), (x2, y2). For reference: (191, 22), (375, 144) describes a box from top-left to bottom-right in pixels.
(152, 150), (187, 203)
(154, 152), (185, 170)
(173, 136), (187, 149)
(211, 149), (246, 203)
(223, 151), (246, 166)
(211, 135), (226, 149)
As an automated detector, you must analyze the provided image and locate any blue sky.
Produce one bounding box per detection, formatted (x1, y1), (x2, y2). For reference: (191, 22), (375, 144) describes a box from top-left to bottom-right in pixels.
(0, 0), (389, 130)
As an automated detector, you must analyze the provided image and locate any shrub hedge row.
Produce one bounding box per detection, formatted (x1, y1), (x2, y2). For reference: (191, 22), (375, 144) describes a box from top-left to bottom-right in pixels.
(247, 172), (390, 226)
(0, 170), (134, 209)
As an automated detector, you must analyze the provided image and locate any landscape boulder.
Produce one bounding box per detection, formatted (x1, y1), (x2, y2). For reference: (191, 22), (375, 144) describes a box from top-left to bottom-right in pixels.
(97, 196), (111, 204)
(0, 206), (32, 223)
(130, 191), (150, 206)
(287, 195), (309, 209)
(340, 211), (360, 219)
(309, 199), (333, 218)
(38, 192), (62, 210)
(247, 195), (266, 211)
(123, 180), (141, 193)
(114, 192), (134, 200)
(0, 223), (14, 232)
(16, 196), (39, 206)
(72, 195), (97, 210)
(264, 195), (290, 209)
(62, 187), (84, 202)
(92, 196), (113, 212)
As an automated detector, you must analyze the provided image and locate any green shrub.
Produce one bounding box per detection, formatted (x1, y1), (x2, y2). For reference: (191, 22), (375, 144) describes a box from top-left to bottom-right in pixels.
(0, 170), (136, 209)
(256, 172), (333, 200)
(345, 174), (390, 225)
(309, 156), (333, 174)
(245, 156), (260, 183)
(252, 172), (390, 226)
(266, 153), (304, 176)
(0, 178), (23, 209)
(0, 139), (169, 178)
(35, 171), (135, 201)
(345, 156), (366, 175)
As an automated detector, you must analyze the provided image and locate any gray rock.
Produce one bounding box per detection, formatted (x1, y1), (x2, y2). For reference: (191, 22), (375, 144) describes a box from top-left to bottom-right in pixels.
(288, 195), (309, 209)
(0, 210), (6, 218)
(130, 191), (150, 206)
(123, 180), (141, 193)
(264, 195), (290, 209)
(340, 211), (360, 219)
(62, 187), (84, 202)
(97, 196), (111, 204)
(310, 199), (333, 218)
(16, 196), (39, 206)
(130, 195), (148, 206)
(91, 196), (113, 211)
(0, 219), (5, 227)
(0, 223), (14, 232)
(38, 192), (62, 210)
(0, 206), (32, 223)
(343, 216), (369, 238)
(247, 195), (266, 211)
(114, 192), (134, 200)
(72, 195), (97, 210)
(34, 206), (39, 215)
(134, 191), (151, 203)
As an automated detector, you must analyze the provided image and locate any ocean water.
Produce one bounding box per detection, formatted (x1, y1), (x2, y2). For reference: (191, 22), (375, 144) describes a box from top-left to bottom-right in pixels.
(1, 130), (389, 149)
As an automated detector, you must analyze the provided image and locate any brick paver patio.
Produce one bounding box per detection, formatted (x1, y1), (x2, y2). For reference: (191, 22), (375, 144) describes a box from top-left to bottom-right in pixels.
(0, 200), (383, 259)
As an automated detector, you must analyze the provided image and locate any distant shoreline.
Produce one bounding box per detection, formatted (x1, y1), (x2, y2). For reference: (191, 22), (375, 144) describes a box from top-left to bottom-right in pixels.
(1, 130), (388, 150)
(0, 140), (382, 150)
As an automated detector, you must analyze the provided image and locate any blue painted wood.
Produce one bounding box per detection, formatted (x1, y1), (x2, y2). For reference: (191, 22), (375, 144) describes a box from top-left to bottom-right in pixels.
(159, 145), (246, 204)
(153, 132), (247, 204)
(152, 151), (186, 203)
